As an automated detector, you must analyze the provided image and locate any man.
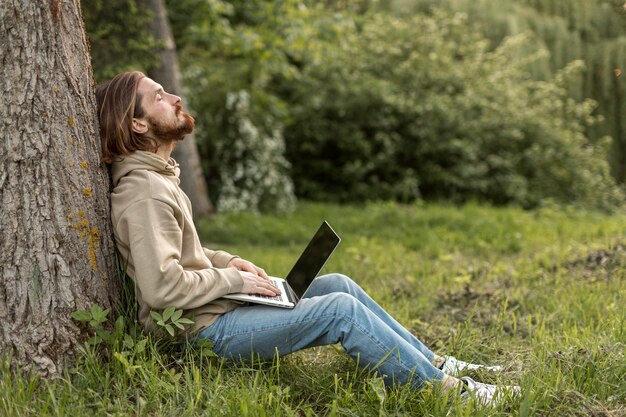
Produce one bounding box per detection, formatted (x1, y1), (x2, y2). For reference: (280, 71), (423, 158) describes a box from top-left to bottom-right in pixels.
(95, 71), (520, 408)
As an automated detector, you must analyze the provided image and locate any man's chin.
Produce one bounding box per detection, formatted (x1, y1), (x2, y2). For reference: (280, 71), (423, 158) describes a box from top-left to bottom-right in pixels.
(176, 132), (190, 142)
(148, 112), (195, 142)
(178, 124), (194, 141)
(179, 113), (195, 137)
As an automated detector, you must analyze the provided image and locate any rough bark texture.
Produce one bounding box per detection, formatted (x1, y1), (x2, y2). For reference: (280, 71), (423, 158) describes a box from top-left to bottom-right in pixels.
(145, 0), (214, 217)
(0, 0), (118, 376)
(614, 69), (625, 184)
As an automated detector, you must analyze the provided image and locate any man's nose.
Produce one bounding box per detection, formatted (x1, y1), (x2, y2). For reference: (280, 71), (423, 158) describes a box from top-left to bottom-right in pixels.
(168, 93), (181, 105)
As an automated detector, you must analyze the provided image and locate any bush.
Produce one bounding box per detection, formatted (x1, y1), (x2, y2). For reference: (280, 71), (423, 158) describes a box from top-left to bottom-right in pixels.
(209, 90), (295, 213)
(184, 72), (296, 213)
(174, 0), (301, 213)
(282, 11), (624, 209)
(172, 2), (623, 211)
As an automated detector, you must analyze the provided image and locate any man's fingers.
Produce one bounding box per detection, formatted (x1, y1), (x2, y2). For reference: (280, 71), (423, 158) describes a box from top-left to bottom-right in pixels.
(241, 272), (281, 295)
(231, 259), (271, 281)
(256, 287), (278, 296)
(269, 282), (281, 294)
(255, 266), (269, 280)
(260, 280), (281, 294)
(255, 281), (280, 296)
(240, 262), (270, 280)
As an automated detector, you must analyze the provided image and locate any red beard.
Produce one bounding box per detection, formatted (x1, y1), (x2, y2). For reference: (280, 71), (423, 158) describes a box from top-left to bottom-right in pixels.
(147, 105), (195, 142)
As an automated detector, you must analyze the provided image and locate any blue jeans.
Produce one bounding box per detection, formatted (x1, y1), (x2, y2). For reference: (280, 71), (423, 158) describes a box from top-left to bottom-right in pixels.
(197, 273), (444, 389)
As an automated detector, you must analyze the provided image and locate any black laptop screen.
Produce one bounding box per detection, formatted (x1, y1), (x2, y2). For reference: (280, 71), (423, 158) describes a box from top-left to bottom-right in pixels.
(286, 221), (341, 297)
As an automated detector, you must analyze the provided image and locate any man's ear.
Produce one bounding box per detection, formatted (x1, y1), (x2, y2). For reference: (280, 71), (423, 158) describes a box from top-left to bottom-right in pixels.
(132, 118), (148, 135)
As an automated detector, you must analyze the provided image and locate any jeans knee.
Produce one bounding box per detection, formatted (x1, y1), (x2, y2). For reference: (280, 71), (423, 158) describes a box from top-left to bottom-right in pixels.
(320, 292), (361, 320)
(305, 273), (361, 299)
(315, 273), (355, 291)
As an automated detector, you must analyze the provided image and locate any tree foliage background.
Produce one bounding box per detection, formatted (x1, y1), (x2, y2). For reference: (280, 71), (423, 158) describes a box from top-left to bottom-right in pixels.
(82, 0), (626, 211)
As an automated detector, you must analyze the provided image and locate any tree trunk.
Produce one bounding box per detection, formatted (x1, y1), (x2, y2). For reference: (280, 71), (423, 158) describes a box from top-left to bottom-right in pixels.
(144, 0), (214, 217)
(0, 0), (118, 376)
(613, 66), (625, 184)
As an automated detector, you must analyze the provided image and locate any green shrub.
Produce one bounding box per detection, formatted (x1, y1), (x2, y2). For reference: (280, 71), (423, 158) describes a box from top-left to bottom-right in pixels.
(175, 0), (299, 213)
(172, 2), (623, 211)
(208, 90), (295, 213)
(82, 0), (157, 83)
(281, 11), (623, 209)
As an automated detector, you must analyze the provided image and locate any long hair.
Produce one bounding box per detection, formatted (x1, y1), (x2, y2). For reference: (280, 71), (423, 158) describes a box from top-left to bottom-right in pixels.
(95, 71), (159, 163)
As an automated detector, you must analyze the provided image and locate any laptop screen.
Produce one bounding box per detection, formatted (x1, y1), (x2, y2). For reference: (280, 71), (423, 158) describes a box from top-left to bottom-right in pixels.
(286, 221), (341, 297)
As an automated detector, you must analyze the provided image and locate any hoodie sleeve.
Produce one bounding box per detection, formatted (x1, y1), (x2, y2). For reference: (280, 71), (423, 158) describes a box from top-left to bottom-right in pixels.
(120, 198), (245, 310)
(203, 248), (239, 268)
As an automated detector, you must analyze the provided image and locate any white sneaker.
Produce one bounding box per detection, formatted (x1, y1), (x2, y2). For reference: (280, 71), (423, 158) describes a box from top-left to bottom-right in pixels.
(460, 376), (521, 408)
(441, 356), (502, 376)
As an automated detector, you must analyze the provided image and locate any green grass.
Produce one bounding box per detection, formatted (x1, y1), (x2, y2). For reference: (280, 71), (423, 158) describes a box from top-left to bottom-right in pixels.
(3, 202), (626, 416)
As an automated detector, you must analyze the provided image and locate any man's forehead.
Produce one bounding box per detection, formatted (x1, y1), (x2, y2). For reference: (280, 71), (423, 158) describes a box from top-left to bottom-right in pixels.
(138, 77), (162, 94)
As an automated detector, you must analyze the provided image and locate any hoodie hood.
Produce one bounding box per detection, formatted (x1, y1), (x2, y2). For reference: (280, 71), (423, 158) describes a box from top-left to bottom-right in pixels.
(111, 151), (180, 186)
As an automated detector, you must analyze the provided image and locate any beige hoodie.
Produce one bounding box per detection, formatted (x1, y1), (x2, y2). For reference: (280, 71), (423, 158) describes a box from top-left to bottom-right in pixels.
(111, 151), (245, 334)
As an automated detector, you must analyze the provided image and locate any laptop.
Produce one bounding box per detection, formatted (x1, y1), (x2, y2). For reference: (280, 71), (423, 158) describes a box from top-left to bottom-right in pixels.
(223, 221), (341, 308)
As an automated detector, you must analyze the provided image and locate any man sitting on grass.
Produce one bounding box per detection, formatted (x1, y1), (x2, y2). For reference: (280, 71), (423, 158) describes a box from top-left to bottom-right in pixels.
(95, 71), (520, 408)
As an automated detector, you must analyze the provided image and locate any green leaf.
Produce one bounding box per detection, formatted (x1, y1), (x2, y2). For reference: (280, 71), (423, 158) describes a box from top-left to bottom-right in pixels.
(170, 371), (182, 383)
(115, 316), (125, 335)
(202, 349), (217, 357)
(96, 329), (112, 343)
(88, 335), (103, 345)
(195, 339), (213, 350)
(177, 318), (194, 325)
(89, 305), (109, 325)
(163, 306), (176, 322)
(165, 324), (175, 337)
(90, 304), (103, 317)
(202, 349), (217, 358)
(171, 309), (183, 322)
(135, 339), (147, 354)
(98, 308), (111, 321)
(150, 310), (162, 322)
(71, 310), (92, 322)
(123, 334), (135, 349)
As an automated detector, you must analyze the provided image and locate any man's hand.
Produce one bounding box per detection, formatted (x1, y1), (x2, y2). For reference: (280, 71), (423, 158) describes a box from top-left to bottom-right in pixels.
(239, 271), (281, 297)
(227, 258), (270, 280)
(227, 258), (280, 296)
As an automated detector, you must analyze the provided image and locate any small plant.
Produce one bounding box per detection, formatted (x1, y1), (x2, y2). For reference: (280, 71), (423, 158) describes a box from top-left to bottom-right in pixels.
(149, 306), (194, 337)
(71, 304), (122, 346)
(71, 304), (109, 328)
(121, 333), (147, 354)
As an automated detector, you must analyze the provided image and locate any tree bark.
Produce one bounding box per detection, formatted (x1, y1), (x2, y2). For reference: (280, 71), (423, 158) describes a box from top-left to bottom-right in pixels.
(0, 0), (118, 376)
(144, 0), (214, 217)
(613, 65), (625, 184)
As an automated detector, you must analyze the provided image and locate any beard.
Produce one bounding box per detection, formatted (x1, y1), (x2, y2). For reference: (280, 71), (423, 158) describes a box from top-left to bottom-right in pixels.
(147, 105), (195, 143)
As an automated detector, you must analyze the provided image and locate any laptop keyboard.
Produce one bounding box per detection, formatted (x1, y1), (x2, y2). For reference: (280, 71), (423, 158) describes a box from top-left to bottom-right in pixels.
(257, 294), (283, 301)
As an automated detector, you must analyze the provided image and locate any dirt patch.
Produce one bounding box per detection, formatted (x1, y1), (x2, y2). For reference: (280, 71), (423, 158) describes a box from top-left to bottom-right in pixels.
(435, 283), (514, 323)
(564, 244), (626, 282)
(410, 283), (528, 342)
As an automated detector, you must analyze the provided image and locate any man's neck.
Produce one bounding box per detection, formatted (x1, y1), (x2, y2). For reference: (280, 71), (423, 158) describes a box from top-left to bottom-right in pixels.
(155, 141), (175, 161)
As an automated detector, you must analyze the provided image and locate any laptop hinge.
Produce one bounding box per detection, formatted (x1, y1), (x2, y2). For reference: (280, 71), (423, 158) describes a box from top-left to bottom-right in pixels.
(285, 284), (299, 305)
